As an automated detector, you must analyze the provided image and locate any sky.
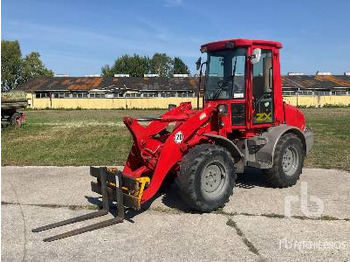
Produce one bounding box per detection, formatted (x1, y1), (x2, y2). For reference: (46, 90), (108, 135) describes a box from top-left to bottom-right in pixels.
(2, 0), (349, 76)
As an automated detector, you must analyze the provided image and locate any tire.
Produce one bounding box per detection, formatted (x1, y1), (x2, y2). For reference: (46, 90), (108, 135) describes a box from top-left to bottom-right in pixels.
(263, 133), (304, 188)
(10, 112), (22, 126)
(177, 144), (236, 212)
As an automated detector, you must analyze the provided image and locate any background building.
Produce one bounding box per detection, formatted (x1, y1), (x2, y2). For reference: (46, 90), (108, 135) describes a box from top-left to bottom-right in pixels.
(18, 74), (350, 109)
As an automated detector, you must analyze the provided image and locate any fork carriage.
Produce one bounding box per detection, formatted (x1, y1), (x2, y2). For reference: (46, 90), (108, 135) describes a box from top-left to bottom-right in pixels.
(32, 167), (149, 242)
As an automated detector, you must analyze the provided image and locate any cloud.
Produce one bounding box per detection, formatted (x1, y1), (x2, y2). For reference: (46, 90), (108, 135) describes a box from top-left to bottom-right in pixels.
(164, 0), (183, 8)
(2, 18), (202, 75)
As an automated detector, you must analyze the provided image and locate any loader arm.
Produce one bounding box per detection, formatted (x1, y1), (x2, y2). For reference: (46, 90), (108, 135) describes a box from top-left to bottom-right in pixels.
(141, 105), (216, 202)
(122, 102), (216, 203)
(122, 102), (195, 173)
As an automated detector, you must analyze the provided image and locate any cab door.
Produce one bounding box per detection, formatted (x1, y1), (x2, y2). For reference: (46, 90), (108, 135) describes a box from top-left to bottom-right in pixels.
(251, 48), (275, 128)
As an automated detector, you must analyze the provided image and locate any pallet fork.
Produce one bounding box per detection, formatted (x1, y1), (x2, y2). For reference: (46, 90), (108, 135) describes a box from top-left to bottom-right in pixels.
(32, 167), (149, 242)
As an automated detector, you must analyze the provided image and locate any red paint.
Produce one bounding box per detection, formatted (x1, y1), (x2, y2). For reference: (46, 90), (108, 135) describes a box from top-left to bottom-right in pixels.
(284, 103), (306, 131)
(201, 38), (282, 52)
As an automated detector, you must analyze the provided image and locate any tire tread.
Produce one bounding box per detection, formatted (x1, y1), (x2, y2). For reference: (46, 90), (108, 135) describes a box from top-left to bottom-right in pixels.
(178, 144), (236, 212)
(263, 133), (304, 188)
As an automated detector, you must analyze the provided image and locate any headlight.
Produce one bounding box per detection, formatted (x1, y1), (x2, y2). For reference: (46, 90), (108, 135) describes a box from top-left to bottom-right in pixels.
(217, 104), (227, 115)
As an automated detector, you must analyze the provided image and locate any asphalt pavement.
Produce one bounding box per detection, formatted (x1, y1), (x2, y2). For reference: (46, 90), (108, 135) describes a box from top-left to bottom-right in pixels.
(1, 166), (349, 261)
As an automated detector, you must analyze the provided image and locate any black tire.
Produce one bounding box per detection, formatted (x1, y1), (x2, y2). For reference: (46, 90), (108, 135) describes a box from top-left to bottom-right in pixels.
(263, 133), (304, 188)
(177, 144), (236, 212)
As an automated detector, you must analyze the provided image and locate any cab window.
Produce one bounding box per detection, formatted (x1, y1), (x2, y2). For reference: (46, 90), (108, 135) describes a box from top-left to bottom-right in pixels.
(252, 49), (274, 124)
(206, 48), (246, 100)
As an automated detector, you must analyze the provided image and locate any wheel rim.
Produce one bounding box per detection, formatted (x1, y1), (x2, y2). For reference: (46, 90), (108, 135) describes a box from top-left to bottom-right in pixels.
(282, 146), (299, 176)
(15, 116), (21, 126)
(201, 162), (227, 198)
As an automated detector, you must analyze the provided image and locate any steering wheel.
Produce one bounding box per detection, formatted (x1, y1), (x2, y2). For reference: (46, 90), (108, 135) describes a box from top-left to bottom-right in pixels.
(217, 76), (241, 91)
(217, 76), (232, 89)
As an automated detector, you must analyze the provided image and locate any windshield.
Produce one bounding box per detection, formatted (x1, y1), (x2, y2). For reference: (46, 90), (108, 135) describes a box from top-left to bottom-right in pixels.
(205, 48), (246, 100)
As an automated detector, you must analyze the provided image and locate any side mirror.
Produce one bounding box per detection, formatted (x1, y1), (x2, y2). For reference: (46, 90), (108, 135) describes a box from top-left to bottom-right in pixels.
(196, 57), (202, 71)
(251, 48), (261, 64)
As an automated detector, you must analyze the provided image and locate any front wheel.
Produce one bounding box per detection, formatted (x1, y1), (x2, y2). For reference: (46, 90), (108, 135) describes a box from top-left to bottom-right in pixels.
(263, 133), (305, 188)
(177, 144), (236, 212)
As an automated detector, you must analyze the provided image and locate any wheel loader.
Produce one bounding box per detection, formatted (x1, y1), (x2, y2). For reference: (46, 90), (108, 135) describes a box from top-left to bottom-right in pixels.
(33, 38), (314, 241)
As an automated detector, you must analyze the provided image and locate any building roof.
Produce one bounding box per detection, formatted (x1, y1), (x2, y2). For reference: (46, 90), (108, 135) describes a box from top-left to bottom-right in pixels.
(18, 77), (199, 93)
(282, 75), (350, 90)
(18, 75), (350, 92)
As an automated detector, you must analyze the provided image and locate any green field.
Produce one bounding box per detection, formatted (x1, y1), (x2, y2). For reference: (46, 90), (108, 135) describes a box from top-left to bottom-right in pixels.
(2, 108), (350, 171)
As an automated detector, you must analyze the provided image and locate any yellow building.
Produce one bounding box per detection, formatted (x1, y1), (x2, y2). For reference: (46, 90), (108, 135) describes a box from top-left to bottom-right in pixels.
(21, 75), (350, 109)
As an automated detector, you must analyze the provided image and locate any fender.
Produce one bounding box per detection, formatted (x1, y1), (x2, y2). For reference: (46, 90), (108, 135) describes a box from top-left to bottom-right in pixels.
(203, 133), (244, 159)
(256, 124), (308, 168)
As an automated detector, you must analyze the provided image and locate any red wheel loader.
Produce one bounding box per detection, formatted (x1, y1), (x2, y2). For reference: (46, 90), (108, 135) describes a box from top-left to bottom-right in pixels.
(33, 39), (313, 241)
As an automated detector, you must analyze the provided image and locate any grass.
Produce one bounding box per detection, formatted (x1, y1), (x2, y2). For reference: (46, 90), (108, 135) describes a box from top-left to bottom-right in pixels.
(24, 109), (165, 126)
(1, 108), (350, 171)
(1, 109), (165, 166)
(301, 108), (350, 171)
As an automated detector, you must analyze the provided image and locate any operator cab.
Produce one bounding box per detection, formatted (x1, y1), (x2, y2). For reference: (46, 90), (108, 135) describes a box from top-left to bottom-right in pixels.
(200, 39), (284, 134)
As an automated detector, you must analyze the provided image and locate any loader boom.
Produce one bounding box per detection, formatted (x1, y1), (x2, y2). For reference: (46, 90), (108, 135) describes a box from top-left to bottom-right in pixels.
(123, 102), (217, 202)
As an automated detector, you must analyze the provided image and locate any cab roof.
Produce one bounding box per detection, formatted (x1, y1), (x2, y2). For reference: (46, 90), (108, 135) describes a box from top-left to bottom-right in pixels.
(201, 38), (282, 52)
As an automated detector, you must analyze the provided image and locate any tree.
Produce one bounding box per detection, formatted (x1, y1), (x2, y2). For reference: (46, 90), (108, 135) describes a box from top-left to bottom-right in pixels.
(101, 54), (150, 77)
(173, 57), (190, 75)
(1, 40), (53, 90)
(101, 65), (112, 77)
(150, 53), (172, 77)
(20, 52), (53, 83)
(1, 40), (22, 90)
(101, 53), (191, 77)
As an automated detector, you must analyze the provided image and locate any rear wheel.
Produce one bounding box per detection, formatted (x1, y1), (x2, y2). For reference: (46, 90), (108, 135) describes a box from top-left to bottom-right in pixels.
(263, 133), (304, 188)
(177, 144), (236, 212)
(10, 112), (22, 126)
